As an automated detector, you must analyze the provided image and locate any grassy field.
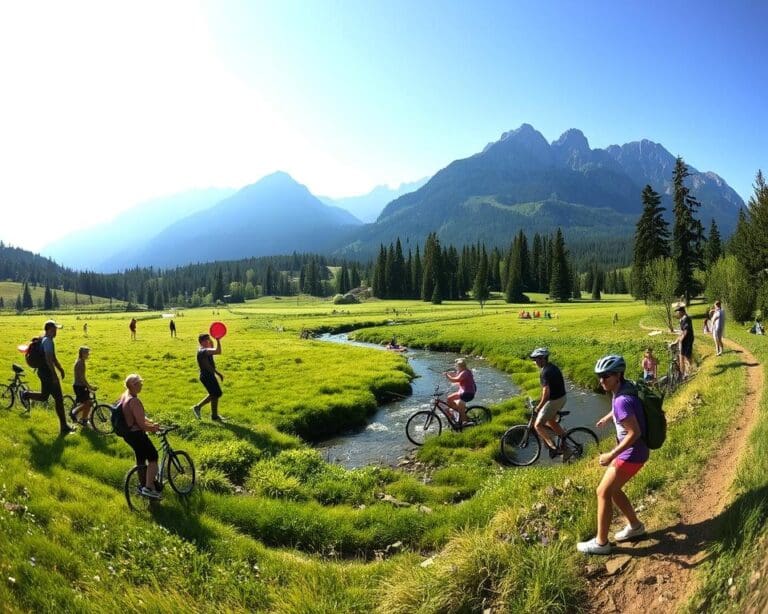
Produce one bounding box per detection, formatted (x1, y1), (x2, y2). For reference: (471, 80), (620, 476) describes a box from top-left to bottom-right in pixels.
(0, 281), (124, 311)
(0, 294), (756, 612)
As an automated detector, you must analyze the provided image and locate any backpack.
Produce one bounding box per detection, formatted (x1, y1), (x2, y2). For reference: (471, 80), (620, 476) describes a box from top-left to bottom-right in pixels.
(624, 380), (667, 449)
(25, 337), (46, 369)
(110, 400), (131, 437)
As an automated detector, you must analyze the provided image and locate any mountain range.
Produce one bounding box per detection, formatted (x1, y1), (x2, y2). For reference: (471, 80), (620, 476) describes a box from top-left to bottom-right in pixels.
(40, 124), (745, 271)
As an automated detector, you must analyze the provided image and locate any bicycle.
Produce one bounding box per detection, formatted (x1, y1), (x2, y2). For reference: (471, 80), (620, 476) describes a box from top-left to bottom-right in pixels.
(63, 389), (114, 434)
(1, 364), (32, 412)
(124, 425), (196, 512)
(499, 397), (599, 466)
(405, 385), (491, 445)
(655, 343), (683, 395)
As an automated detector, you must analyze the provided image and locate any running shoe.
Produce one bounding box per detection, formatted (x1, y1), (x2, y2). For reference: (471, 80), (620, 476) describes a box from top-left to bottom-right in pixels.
(576, 537), (611, 555)
(614, 522), (646, 541)
(192, 405), (201, 420)
(140, 487), (162, 500)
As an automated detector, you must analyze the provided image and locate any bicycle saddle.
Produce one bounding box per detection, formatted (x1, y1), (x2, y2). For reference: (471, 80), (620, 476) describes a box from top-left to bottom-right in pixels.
(12, 364), (24, 374)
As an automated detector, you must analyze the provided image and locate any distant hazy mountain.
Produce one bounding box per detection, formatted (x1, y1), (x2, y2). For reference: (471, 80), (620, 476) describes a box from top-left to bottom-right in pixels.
(119, 172), (362, 269)
(41, 188), (236, 271)
(320, 178), (428, 223)
(336, 124), (744, 259)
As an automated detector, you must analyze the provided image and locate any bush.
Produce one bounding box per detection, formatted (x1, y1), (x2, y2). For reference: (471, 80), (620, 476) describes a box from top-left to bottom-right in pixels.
(247, 464), (308, 501)
(333, 293), (359, 305)
(198, 440), (261, 484)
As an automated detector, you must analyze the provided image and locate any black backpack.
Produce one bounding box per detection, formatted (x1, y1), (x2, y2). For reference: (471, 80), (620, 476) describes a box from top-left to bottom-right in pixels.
(110, 400), (131, 437)
(624, 380), (667, 449)
(25, 337), (46, 369)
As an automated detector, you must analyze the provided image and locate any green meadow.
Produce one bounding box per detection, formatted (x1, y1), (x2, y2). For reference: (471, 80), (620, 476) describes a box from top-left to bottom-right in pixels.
(0, 295), (758, 612)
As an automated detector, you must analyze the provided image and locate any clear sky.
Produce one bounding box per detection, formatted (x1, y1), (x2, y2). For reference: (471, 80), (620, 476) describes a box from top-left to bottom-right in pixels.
(1, 0), (766, 251)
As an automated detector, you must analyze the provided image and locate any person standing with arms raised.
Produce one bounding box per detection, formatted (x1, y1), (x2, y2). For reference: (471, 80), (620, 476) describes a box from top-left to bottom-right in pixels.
(22, 320), (75, 436)
(192, 333), (224, 421)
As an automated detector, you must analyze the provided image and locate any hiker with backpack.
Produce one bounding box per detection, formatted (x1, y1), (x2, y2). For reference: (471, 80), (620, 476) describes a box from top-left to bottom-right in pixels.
(21, 320), (75, 436)
(117, 374), (162, 499)
(577, 355), (648, 555)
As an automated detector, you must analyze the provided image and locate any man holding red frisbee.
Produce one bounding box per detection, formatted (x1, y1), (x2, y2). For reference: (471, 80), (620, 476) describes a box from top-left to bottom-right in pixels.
(192, 332), (224, 421)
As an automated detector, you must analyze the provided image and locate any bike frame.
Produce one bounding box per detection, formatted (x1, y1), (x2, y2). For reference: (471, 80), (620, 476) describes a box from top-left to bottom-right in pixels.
(430, 389), (462, 428)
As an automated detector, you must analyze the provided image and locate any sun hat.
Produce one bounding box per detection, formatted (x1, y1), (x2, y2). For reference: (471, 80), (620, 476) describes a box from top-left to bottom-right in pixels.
(44, 320), (62, 330)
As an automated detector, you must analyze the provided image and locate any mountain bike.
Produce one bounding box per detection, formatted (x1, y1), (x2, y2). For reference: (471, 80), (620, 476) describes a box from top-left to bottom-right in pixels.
(1, 364), (32, 412)
(655, 343), (683, 395)
(63, 389), (114, 434)
(405, 386), (491, 445)
(499, 397), (599, 466)
(124, 425), (196, 512)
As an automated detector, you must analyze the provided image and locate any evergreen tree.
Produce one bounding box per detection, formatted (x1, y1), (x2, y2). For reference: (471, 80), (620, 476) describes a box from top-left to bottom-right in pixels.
(473, 248), (490, 309)
(548, 229), (571, 301)
(411, 246), (422, 300)
(591, 266), (603, 300)
(705, 219), (722, 266)
(336, 263), (349, 294)
(22, 282), (33, 309)
(393, 239), (406, 298)
(212, 268), (225, 302)
(350, 263), (361, 289)
(632, 184), (670, 299)
(15, 294), (22, 312)
(0, 297), (4, 309)
(52, 291), (59, 309)
(671, 157), (705, 303)
(731, 171), (768, 277)
(43, 284), (53, 310)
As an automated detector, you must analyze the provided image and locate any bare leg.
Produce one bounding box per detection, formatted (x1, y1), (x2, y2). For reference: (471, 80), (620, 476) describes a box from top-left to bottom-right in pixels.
(146, 461), (158, 489)
(595, 465), (637, 544)
(534, 418), (558, 449)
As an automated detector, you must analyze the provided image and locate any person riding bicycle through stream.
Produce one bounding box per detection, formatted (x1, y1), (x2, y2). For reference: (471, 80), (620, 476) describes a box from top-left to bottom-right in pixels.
(119, 374), (162, 500)
(445, 358), (476, 424)
(530, 347), (570, 459)
(577, 354), (648, 555)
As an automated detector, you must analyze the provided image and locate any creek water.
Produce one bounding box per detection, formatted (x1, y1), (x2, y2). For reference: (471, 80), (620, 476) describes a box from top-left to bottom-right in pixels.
(316, 333), (612, 469)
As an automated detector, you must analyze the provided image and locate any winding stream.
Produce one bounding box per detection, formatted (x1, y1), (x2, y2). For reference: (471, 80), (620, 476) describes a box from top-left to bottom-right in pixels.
(316, 333), (612, 468)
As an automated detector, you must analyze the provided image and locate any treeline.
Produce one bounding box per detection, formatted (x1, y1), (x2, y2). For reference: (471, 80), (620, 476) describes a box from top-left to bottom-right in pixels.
(370, 229), (586, 303)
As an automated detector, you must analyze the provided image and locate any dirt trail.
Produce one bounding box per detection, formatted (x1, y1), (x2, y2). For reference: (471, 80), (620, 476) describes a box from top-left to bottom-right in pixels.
(586, 339), (763, 613)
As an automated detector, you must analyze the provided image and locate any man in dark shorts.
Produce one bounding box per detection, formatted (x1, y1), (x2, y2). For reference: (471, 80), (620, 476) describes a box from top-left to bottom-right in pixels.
(673, 305), (694, 378)
(192, 333), (224, 421)
(22, 320), (75, 436)
(530, 347), (570, 458)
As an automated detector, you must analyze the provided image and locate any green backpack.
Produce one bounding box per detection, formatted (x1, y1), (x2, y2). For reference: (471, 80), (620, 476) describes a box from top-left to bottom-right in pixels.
(624, 380), (667, 449)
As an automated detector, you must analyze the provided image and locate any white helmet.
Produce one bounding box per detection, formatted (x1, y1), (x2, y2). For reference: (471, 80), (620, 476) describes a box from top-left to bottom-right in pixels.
(594, 355), (626, 374)
(530, 347), (549, 359)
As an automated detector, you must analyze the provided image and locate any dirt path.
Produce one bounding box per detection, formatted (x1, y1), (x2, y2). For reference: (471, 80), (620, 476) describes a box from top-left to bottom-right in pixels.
(585, 339), (763, 613)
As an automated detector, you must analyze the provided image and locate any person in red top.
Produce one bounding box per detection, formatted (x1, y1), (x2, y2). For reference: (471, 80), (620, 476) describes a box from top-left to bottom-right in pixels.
(445, 358), (476, 424)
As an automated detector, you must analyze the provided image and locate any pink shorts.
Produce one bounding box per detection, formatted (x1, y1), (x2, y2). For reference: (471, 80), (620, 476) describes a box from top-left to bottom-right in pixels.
(612, 459), (644, 479)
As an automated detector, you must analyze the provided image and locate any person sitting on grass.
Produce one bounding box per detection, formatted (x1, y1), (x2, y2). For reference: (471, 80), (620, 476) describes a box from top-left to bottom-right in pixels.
(445, 358), (476, 424)
(577, 354), (647, 555)
(192, 333), (224, 421)
(641, 347), (658, 382)
(119, 374), (162, 499)
(70, 346), (97, 426)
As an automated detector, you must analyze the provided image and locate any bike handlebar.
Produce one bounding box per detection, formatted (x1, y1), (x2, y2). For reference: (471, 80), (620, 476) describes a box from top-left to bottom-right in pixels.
(156, 425), (179, 436)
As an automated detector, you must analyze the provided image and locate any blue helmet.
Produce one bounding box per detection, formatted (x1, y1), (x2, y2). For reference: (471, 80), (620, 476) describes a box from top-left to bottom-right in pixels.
(594, 354), (626, 374)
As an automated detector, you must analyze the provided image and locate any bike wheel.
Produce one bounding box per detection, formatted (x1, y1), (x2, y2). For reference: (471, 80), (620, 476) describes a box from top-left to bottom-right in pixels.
(500, 425), (541, 466)
(167, 451), (196, 495)
(1, 384), (14, 410)
(63, 395), (76, 414)
(405, 411), (442, 445)
(90, 404), (114, 435)
(465, 405), (491, 425)
(17, 384), (30, 412)
(561, 427), (599, 463)
(124, 465), (152, 513)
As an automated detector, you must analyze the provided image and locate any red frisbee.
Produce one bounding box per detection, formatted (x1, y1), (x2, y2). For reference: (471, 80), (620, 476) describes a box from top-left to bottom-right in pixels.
(209, 321), (227, 339)
(17, 344), (28, 353)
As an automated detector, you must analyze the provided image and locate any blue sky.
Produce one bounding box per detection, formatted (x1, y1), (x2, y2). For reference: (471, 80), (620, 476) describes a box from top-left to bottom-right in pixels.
(1, 0), (766, 249)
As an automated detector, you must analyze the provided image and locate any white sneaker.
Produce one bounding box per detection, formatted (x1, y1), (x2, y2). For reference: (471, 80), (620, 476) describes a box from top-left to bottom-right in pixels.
(576, 537), (611, 555)
(614, 522), (646, 541)
(140, 487), (162, 500)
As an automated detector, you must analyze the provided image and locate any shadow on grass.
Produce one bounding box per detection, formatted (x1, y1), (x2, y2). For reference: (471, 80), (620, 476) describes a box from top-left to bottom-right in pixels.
(711, 358), (760, 376)
(27, 429), (67, 474)
(148, 491), (220, 549)
(220, 421), (292, 456)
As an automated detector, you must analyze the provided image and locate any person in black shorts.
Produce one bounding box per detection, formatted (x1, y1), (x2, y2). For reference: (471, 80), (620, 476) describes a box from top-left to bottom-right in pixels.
(530, 347), (570, 458)
(70, 346), (97, 426)
(192, 333), (224, 421)
(119, 374), (162, 499)
(673, 305), (694, 378)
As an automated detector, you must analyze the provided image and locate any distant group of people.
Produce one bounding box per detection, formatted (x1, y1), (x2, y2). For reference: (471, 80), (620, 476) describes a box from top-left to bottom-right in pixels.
(518, 310), (553, 319)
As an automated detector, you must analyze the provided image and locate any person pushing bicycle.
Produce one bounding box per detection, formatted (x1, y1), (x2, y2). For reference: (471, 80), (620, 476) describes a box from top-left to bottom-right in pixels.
(530, 347), (570, 458)
(445, 358), (476, 424)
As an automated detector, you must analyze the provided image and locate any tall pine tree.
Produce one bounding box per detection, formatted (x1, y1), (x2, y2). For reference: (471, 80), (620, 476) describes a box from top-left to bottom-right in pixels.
(632, 184), (670, 299)
(671, 157), (705, 303)
(548, 229), (571, 301)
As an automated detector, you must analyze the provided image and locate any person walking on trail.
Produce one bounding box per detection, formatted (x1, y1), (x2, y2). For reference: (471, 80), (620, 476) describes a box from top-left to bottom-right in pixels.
(21, 320), (75, 436)
(530, 347), (570, 458)
(711, 300), (725, 356)
(445, 358), (476, 424)
(577, 355), (647, 555)
(673, 305), (694, 378)
(119, 374), (162, 499)
(70, 346), (97, 426)
(129, 318), (137, 340)
(169, 319), (176, 338)
(192, 333), (224, 421)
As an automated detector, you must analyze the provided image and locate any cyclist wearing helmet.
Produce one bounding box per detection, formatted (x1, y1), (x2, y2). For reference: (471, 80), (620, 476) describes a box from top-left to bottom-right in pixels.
(577, 354), (648, 555)
(530, 348), (569, 458)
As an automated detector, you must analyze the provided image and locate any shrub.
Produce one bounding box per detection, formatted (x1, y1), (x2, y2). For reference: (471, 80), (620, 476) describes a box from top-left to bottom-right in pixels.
(198, 440), (261, 484)
(247, 464), (308, 501)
